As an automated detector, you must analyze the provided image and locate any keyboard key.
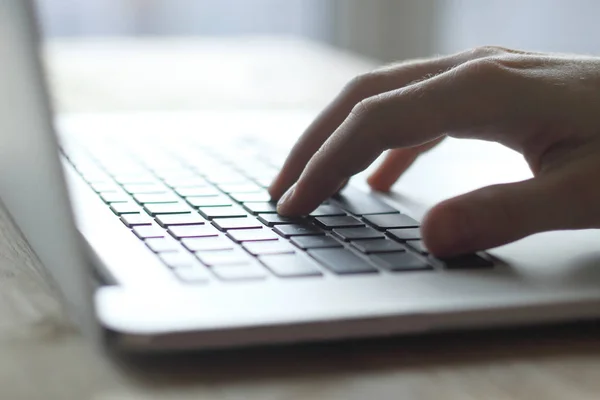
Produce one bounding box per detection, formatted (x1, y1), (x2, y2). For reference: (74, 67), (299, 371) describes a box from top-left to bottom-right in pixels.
(315, 216), (364, 229)
(333, 227), (386, 241)
(205, 172), (248, 184)
(369, 252), (433, 272)
(123, 183), (167, 194)
(274, 224), (324, 237)
(182, 237), (235, 252)
(198, 205), (248, 219)
(196, 249), (252, 266)
(132, 193), (179, 204)
(388, 228), (422, 241)
(308, 248), (378, 275)
(100, 192), (130, 203)
(168, 225), (219, 239)
(227, 228), (280, 242)
(243, 240), (296, 255)
(160, 251), (197, 268)
(260, 254), (323, 277)
(217, 183), (262, 194)
(351, 239), (406, 254)
(164, 177), (208, 188)
(211, 264), (267, 281)
(437, 254), (494, 269)
(155, 213), (206, 227)
(173, 266), (211, 283)
(406, 240), (428, 254)
(110, 202), (141, 215)
(212, 217), (262, 231)
(243, 202), (278, 214)
(309, 205), (346, 217)
(334, 187), (398, 215)
(144, 202), (193, 216)
(132, 225), (166, 239)
(113, 174), (157, 185)
(120, 213), (153, 227)
(364, 214), (420, 230)
(186, 195), (233, 208)
(254, 177), (273, 188)
(229, 192), (272, 203)
(291, 235), (343, 249)
(90, 182), (121, 193)
(257, 214), (303, 226)
(175, 186), (221, 197)
(145, 238), (180, 253)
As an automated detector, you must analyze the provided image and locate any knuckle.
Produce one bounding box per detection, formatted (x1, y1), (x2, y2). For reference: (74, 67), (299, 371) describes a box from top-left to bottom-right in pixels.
(469, 45), (508, 59)
(343, 70), (388, 101)
(349, 94), (384, 120)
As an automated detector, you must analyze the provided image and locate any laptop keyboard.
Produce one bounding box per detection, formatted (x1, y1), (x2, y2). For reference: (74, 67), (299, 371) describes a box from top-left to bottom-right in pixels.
(61, 137), (493, 284)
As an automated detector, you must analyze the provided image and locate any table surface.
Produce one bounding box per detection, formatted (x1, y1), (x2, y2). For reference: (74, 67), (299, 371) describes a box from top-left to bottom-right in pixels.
(2, 37), (600, 400)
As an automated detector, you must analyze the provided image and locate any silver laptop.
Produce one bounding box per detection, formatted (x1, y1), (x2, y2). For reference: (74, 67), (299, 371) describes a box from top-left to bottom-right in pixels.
(3, 0), (600, 352)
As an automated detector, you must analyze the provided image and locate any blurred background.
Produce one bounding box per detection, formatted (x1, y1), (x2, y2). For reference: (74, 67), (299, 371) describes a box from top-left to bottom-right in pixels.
(37, 0), (600, 60)
(36, 0), (600, 113)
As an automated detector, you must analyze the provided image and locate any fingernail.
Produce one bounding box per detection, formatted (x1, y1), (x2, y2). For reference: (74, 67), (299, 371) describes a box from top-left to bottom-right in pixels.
(276, 184), (296, 214)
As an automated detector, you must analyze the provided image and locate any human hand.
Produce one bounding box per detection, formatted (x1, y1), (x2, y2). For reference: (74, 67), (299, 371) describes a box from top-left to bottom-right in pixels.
(268, 46), (600, 257)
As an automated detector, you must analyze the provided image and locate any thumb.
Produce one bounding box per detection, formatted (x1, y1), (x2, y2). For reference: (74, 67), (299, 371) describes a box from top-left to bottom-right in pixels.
(421, 174), (593, 257)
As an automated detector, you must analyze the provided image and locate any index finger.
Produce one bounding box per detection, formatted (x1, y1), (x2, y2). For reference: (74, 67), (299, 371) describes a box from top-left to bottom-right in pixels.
(276, 59), (526, 216)
(268, 51), (487, 201)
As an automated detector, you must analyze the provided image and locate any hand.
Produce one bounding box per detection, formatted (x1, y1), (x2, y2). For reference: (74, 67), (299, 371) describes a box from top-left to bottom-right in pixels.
(268, 46), (600, 257)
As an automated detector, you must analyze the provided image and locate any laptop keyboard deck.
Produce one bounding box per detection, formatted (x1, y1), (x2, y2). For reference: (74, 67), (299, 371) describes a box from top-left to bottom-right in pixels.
(62, 137), (493, 284)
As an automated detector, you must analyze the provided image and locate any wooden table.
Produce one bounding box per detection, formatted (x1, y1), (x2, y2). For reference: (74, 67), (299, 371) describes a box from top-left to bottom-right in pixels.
(2, 38), (600, 399)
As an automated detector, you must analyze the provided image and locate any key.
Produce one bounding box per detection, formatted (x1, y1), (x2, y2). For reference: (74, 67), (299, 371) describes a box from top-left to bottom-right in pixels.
(145, 238), (180, 253)
(351, 239), (406, 254)
(186, 195), (233, 208)
(198, 205), (248, 219)
(315, 216), (364, 229)
(364, 214), (420, 230)
(369, 252), (433, 272)
(274, 224), (324, 237)
(122, 183), (167, 194)
(212, 217), (262, 231)
(168, 225), (219, 239)
(205, 172), (248, 184)
(260, 254), (323, 277)
(196, 249), (253, 266)
(144, 202), (193, 216)
(437, 254), (494, 269)
(164, 177), (209, 188)
(406, 240), (428, 254)
(229, 192), (272, 203)
(291, 235), (343, 249)
(334, 186), (398, 215)
(309, 205), (346, 217)
(227, 228), (280, 242)
(243, 202), (278, 214)
(90, 182), (121, 193)
(217, 183), (262, 194)
(120, 213), (153, 227)
(113, 174), (157, 185)
(100, 192), (130, 203)
(155, 213), (205, 227)
(243, 240), (296, 255)
(388, 228), (422, 241)
(132, 225), (166, 239)
(110, 202), (141, 215)
(182, 237), (235, 252)
(174, 186), (221, 197)
(211, 264), (267, 281)
(254, 177), (273, 188)
(173, 266), (211, 283)
(160, 251), (197, 268)
(333, 227), (386, 241)
(132, 193), (179, 204)
(257, 214), (303, 226)
(308, 248), (378, 275)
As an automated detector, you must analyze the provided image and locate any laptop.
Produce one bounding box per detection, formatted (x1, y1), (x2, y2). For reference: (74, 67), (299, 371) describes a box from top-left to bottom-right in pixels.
(3, 0), (600, 352)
